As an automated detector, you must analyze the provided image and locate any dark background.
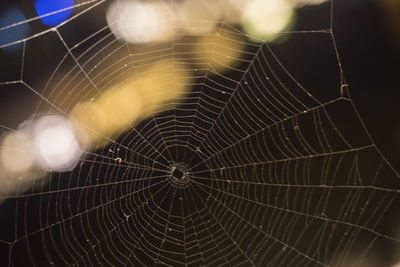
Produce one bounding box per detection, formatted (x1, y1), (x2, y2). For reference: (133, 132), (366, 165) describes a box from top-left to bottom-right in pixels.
(335, 0), (400, 173)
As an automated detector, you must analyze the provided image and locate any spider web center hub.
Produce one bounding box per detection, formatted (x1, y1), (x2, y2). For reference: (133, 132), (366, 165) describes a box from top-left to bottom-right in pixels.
(167, 162), (192, 188)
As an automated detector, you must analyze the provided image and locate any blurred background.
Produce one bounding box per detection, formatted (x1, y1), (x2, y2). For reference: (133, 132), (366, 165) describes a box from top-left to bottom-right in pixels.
(0, 0), (399, 265)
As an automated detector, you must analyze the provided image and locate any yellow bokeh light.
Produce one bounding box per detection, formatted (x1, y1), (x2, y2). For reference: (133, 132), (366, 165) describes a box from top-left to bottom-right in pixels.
(0, 131), (35, 174)
(70, 59), (191, 148)
(175, 0), (222, 34)
(71, 84), (143, 148)
(70, 101), (110, 147)
(191, 27), (245, 73)
(97, 85), (143, 129)
(133, 60), (191, 117)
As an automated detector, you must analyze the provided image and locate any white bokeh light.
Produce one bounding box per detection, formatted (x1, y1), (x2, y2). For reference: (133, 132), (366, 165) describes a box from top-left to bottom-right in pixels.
(241, 0), (294, 42)
(106, 0), (177, 44)
(33, 115), (82, 171)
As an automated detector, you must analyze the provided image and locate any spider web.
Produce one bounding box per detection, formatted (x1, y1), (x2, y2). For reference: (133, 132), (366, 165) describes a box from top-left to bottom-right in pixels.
(0, 0), (399, 266)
